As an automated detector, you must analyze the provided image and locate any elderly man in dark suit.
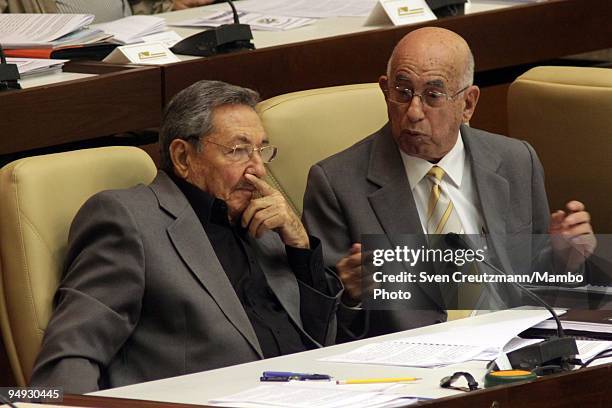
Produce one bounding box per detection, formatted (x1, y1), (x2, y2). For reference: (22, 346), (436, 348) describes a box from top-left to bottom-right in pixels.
(302, 27), (595, 342)
(30, 80), (342, 393)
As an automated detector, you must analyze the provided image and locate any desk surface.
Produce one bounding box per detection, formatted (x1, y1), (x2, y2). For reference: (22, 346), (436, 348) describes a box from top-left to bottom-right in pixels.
(158, 0), (515, 56)
(86, 309), (609, 406)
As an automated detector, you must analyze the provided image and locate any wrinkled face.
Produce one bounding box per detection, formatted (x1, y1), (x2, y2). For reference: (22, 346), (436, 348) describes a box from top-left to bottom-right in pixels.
(186, 104), (267, 220)
(380, 36), (477, 162)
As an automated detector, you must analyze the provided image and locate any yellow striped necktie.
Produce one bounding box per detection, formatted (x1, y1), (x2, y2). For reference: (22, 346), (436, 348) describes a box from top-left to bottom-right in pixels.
(426, 166), (464, 234)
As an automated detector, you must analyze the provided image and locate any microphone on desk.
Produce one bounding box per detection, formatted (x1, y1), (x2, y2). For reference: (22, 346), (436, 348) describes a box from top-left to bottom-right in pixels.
(171, 0), (255, 57)
(0, 44), (21, 91)
(444, 232), (578, 374)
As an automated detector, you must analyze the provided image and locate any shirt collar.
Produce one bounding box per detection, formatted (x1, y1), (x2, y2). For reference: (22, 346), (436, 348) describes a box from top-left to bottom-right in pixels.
(400, 129), (465, 190)
(168, 172), (230, 226)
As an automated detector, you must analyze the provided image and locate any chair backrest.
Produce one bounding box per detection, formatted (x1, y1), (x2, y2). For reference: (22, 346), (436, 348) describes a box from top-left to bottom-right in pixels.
(508, 66), (612, 233)
(257, 83), (388, 215)
(0, 146), (157, 385)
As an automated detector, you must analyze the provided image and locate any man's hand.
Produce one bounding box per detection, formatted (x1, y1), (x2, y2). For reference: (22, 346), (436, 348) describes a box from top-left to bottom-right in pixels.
(241, 174), (309, 249)
(336, 243), (362, 305)
(172, 0), (215, 10)
(549, 200), (597, 270)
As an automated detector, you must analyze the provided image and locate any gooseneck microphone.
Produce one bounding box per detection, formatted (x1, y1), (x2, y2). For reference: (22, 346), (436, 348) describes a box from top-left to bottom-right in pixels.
(445, 232), (578, 372)
(170, 0), (255, 57)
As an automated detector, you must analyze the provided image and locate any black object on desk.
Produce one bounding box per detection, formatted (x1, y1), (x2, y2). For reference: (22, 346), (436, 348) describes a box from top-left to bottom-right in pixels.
(171, 0), (255, 57)
(0, 44), (21, 91)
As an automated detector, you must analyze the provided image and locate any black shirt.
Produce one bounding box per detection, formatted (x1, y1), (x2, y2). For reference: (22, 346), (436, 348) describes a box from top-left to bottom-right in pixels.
(170, 174), (326, 358)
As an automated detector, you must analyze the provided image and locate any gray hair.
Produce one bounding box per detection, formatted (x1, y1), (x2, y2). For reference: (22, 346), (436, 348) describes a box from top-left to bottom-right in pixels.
(159, 80), (260, 171)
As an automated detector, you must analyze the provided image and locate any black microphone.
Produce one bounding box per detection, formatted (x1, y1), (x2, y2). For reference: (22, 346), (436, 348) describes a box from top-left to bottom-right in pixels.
(171, 0), (255, 57)
(445, 232), (578, 373)
(0, 44), (21, 91)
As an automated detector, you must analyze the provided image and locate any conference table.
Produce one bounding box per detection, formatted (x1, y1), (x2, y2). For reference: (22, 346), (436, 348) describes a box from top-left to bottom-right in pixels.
(54, 309), (612, 408)
(1, 0), (612, 158)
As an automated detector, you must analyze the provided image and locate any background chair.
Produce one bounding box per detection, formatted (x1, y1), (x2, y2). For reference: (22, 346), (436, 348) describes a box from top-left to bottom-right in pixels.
(508, 66), (612, 233)
(0, 146), (156, 386)
(257, 83), (388, 215)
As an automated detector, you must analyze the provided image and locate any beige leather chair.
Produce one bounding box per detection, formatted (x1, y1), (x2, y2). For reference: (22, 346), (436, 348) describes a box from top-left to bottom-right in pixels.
(257, 83), (388, 215)
(508, 66), (612, 233)
(0, 146), (157, 386)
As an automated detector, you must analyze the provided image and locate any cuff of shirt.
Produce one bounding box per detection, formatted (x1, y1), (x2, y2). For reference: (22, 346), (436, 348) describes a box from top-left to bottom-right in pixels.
(286, 236), (327, 292)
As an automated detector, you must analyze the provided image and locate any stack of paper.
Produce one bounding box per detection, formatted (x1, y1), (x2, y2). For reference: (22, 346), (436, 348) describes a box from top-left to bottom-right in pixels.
(92, 16), (166, 44)
(236, 0), (379, 18)
(7, 57), (69, 76)
(321, 309), (557, 368)
(209, 382), (419, 408)
(0, 14), (107, 48)
(172, 10), (315, 31)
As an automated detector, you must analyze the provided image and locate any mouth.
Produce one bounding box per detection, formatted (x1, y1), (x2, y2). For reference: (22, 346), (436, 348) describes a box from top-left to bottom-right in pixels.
(402, 129), (428, 137)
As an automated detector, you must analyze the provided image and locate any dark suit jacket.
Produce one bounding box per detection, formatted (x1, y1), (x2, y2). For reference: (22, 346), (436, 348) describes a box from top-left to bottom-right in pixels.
(303, 124), (550, 340)
(31, 171), (341, 393)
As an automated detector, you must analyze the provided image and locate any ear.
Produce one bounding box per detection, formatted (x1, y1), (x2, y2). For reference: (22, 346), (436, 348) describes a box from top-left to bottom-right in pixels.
(462, 85), (480, 124)
(379, 75), (390, 99)
(169, 139), (192, 179)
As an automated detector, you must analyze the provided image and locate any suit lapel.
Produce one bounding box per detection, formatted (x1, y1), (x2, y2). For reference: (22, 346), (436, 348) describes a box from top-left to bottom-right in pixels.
(367, 125), (422, 236)
(367, 126), (444, 308)
(244, 232), (319, 341)
(150, 172), (263, 358)
(461, 125), (513, 273)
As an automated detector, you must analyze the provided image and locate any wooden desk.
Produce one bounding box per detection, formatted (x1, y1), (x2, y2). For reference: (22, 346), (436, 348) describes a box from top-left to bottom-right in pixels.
(0, 63), (162, 156)
(60, 363), (612, 408)
(1, 0), (610, 157)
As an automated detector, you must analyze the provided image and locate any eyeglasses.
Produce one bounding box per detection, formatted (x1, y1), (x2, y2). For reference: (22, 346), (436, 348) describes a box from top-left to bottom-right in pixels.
(204, 140), (278, 163)
(389, 84), (470, 108)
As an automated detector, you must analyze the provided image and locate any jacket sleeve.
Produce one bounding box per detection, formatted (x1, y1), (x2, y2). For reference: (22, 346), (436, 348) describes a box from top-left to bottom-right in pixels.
(29, 192), (145, 393)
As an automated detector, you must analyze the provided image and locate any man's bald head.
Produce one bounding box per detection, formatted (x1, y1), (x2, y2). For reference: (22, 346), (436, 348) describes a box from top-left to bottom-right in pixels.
(380, 27), (480, 162)
(388, 27), (475, 88)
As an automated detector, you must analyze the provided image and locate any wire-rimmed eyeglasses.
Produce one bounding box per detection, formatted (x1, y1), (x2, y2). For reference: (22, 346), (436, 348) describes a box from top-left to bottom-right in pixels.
(204, 140), (278, 163)
(389, 85), (471, 108)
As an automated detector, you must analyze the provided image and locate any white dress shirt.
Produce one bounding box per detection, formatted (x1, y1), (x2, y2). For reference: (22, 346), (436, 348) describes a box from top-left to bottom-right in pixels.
(399, 131), (485, 235)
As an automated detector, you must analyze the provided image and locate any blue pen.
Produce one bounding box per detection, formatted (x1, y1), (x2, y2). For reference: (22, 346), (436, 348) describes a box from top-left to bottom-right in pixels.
(261, 371), (332, 381)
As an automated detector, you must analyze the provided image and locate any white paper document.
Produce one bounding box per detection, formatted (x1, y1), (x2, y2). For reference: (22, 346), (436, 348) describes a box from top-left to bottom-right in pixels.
(8, 57), (69, 77)
(321, 340), (489, 367)
(0, 14), (96, 48)
(236, 0), (380, 18)
(92, 16), (166, 45)
(172, 10), (315, 31)
(209, 382), (418, 408)
(322, 309), (558, 367)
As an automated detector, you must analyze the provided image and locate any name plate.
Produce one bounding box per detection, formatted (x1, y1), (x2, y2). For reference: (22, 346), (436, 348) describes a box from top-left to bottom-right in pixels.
(104, 42), (180, 65)
(365, 0), (437, 26)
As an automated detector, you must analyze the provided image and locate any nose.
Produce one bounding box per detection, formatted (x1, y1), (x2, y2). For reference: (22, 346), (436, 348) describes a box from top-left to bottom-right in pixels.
(405, 94), (425, 123)
(245, 151), (266, 178)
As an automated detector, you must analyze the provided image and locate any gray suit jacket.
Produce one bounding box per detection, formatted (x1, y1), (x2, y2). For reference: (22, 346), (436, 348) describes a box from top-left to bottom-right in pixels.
(303, 124), (550, 340)
(31, 172), (341, 392)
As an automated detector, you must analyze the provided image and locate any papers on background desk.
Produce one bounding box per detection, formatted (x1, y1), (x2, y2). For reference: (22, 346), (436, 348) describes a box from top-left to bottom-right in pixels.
(172, 10), (315, 31)
(322, 309), (558, 368)
(0, 14), (107, 48)
(92, 16), (166, 44)
(7, 57), (68, 77)
(236, 0), (379, 18)
(209, 381), (419, 408)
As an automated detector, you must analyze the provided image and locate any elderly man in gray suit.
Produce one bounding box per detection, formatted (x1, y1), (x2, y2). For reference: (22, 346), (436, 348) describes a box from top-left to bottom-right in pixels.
(302, 27), (595, 342)
(31, 80), (342, 393)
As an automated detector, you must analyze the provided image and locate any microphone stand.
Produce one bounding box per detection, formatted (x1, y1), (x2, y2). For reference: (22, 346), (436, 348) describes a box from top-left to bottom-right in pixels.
(445, 233), (578, 373)
(170, 0), (255, 57)
(0, 44), (21, 91)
